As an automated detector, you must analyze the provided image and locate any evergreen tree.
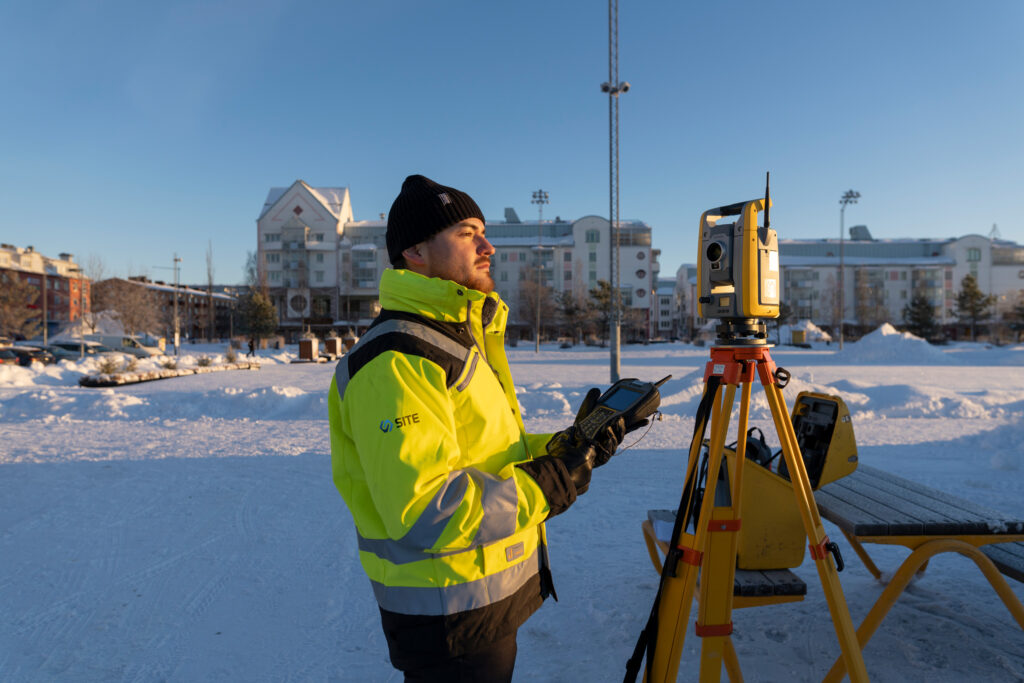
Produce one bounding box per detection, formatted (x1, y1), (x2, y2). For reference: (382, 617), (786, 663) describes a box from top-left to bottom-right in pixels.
(588, 279), (626, 342)
(239, 290), (278, 341)
(902, 294), (939, 340)
(955, 274), (996, 341)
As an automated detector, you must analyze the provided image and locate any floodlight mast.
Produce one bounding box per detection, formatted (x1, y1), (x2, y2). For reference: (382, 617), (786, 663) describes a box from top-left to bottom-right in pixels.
(531, 189), (549, 353)
(601, 0), (630, 382)
(838, 189), (860, 350)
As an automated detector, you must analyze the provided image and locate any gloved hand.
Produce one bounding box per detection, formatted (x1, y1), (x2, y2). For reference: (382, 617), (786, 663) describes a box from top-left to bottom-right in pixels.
(544, 388), (637, 495)
(546, 416), (628, 495)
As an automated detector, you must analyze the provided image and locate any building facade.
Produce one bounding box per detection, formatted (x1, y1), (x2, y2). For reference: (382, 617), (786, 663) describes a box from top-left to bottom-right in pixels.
(257, 182), (660, 341)
(676, 227), (1024, 340)
(0, 244), (91, 339)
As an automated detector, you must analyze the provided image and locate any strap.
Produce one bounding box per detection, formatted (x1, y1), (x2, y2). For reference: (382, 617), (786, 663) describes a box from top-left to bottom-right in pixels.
(624, 375), (721, 683)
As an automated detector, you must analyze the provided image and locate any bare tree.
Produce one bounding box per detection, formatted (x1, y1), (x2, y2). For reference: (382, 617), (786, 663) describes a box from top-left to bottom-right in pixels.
(0, 272), (42, 340)
(83, 254), (106, 333)
(92, 279), (163, 336)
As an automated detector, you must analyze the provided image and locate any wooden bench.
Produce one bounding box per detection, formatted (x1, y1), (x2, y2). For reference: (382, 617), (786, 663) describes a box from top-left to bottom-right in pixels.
(813, 464), (1024, 681)
(642, 509), (806, 609)
(983, 541), (1024, 584)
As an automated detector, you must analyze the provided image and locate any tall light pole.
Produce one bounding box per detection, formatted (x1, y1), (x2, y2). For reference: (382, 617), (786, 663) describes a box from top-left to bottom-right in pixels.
(531, 189), (549, 353)
(838, 189), (860, 350)
(601, 0), (629, 382)
(173, 254), (182, 356)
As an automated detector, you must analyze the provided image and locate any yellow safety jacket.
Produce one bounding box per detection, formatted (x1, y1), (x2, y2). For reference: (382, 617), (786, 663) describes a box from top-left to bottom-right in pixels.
(329, 269), (574, 664)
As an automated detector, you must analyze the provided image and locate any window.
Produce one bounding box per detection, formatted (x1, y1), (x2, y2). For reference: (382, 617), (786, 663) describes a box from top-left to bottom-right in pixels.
(636, 288), (647, 298)
(266, 253), (280, 263)
(500, 271), (508, 282)
(500, 252), (508, 262)
(315, 253), (324, 263)
(636, 269), (647, 279)
(589, 252), (597, 262)
(586, 230), (600, 243)
(564, 271), (572, 281)
(314, 233), (324, 242)
(314, 271), (324, 283)
(967, 247), (981, 262)
(269, 271), (281, 282)
(564, 252), (572, 262)
(264, 233), (281, 242)
(637, 251), (645, 260)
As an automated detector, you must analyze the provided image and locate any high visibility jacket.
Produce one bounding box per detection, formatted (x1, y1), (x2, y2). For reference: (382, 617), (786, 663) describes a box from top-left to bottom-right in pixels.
(328, 269), (576, 666)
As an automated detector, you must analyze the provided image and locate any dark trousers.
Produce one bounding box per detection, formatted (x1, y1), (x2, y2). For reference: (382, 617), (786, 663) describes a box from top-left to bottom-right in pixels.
(400, 631), (517, 683)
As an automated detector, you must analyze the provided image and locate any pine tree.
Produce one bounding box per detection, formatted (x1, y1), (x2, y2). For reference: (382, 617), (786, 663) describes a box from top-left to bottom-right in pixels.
(955, 274), (996, 341)
(240, 290), (278, 340)
(902, 294), (938, 341)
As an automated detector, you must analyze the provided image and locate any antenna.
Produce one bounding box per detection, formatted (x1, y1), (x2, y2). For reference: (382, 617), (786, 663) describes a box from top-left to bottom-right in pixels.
(764, 171), (771, 229)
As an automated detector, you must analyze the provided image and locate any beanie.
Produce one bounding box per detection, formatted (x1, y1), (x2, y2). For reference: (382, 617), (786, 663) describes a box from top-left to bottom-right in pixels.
(386, 175), (485, 266)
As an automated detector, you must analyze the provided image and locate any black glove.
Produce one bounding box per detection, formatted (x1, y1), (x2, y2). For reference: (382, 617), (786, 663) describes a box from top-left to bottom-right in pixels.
(546, 416), (627, 495)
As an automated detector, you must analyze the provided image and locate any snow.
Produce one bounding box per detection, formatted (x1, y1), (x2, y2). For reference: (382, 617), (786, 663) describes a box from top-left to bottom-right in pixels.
(2, 336), (1024, 681)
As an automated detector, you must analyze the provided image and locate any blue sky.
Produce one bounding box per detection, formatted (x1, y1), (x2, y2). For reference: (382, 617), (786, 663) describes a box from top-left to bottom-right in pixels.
(1, 0), (1021, 285)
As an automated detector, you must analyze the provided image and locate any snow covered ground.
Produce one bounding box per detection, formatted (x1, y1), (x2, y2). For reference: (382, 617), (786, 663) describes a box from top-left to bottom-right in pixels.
(2, 329), (1023, 681)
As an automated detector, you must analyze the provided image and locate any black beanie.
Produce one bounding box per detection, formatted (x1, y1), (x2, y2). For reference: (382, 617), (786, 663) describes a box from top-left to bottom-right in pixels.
(386, 175), (485, 266)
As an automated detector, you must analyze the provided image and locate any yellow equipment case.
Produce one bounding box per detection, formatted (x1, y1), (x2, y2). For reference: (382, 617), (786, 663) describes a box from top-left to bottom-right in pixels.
(719, 391), (859, 569)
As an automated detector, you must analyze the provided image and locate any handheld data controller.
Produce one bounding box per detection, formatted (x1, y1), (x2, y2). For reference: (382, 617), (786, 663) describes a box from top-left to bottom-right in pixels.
(576, 376), (671, 442)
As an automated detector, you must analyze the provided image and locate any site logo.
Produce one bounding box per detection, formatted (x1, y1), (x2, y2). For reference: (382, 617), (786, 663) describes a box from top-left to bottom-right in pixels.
(379, 413), (420, 433)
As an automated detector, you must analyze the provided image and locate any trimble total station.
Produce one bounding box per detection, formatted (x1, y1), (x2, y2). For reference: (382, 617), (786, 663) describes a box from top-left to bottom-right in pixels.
(697, 174), (780, 345)
(625, 175), (869, 683)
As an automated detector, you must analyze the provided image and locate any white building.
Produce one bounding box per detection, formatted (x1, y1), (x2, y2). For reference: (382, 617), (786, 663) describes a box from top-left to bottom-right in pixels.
(674, 226), (1024, 340)
(257, 181), (660, 340)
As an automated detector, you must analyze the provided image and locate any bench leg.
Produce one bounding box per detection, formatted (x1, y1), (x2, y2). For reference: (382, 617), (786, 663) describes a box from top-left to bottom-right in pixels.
(840, 529), (883, 581)
(823, 538), (1024, 682)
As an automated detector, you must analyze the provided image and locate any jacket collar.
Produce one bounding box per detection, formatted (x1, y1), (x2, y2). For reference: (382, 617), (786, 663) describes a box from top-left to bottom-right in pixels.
(379, 269), (505, 329)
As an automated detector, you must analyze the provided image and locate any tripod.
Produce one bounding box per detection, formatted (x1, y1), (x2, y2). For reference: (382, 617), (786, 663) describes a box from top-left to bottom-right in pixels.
(627, 339), (869, 682)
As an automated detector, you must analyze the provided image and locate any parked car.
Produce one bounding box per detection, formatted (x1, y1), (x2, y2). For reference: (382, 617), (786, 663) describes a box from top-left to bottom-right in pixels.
(84, 335), (163, 357)
(0, 348), (18, 365)
(8, 345), (56, 366)
(49, 341), (122, 357)
(43, 345), (82, 362)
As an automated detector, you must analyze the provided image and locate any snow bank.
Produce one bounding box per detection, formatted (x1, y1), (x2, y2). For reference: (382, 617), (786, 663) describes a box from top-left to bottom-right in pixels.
(844, 323), (951, 364)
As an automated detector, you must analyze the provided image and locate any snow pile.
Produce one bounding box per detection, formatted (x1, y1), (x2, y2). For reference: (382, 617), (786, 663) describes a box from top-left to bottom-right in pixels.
(843, 322), (950, 364)
(779, 319), (832, 344)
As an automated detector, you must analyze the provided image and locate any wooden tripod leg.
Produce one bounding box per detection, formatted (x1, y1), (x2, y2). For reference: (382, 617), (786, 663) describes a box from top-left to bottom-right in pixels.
(698, 380), (752, 683)
(648, 384), (737, 683)
(763, 381), (870, 683)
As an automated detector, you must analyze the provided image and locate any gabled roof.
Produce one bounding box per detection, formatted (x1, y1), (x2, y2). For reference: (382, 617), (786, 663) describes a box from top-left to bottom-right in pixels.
(258, 180), (350, 221)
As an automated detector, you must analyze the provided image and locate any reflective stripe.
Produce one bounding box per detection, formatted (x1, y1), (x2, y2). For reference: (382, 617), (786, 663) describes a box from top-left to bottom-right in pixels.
(455, 352), (479, 392)
(333, 317), (472, 401)
(356, 532), (463, 565)
(370, 549), (540, 615)
(333, 356), (351, 401)
(467, 469), (519, 545)
(403, 471), (469, 549)
(400, 469), (519, 552)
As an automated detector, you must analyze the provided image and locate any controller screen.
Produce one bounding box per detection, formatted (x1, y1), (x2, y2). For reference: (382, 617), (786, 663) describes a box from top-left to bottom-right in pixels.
(601, 385), (643, 411)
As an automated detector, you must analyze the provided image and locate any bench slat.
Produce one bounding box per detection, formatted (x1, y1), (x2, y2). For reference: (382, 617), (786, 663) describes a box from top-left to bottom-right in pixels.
(981, 542), (1024, 584)
(816, 478), (925, 535)
(836, 471), (981, 535)
(814, 488), (894, 536)
(646, 509), (806, 597)
(856, 466), (1024, 534)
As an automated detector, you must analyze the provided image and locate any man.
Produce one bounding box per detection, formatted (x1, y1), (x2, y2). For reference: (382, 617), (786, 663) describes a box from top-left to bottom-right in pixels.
(328, 175), (635, 681)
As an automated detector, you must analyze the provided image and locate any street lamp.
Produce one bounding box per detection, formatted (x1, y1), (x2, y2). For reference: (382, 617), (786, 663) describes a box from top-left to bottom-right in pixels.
(838, 189), (860, 350)
(531, 189), (549, 353)
(601, 0), (629, 382)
